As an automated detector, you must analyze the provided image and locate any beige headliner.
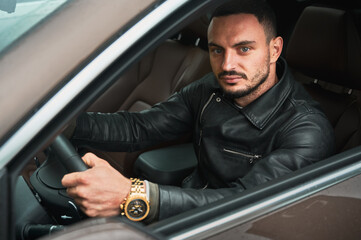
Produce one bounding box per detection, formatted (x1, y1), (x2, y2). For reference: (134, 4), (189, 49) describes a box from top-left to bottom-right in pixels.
(0, 0), (155, 142)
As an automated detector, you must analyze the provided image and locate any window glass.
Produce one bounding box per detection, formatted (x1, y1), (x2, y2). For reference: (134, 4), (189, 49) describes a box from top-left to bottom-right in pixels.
(0, 0), (68, 54)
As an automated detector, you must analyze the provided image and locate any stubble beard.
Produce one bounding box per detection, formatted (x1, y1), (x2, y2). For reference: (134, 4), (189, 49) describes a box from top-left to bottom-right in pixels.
(221, 56), (271, 100)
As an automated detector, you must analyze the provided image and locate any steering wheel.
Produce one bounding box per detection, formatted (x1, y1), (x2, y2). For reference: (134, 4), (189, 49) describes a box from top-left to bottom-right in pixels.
(21, 134), (89, 239)
(29, 134), (89, 226)
(50, 134), (88, 172)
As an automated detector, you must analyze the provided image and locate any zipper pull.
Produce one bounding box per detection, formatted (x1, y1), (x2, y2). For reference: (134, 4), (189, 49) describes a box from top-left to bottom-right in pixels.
(249, 155), (261, 164)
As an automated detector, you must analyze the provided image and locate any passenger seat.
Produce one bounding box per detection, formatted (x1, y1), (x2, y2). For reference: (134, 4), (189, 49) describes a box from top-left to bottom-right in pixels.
(286, 6), (361, 153)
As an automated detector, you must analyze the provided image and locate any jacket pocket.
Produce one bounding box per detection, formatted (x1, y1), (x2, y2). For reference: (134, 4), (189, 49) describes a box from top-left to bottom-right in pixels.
(216, 147), (262, 181)
(222, 148), (262, 165)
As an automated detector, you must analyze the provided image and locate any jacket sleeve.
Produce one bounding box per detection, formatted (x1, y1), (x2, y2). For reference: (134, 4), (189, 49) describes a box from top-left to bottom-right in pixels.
(156, 112), (335, 220)
(72, 91), (194, 152)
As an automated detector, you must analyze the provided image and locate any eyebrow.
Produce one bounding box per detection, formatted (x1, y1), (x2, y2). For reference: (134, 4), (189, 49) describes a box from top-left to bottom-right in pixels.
(208, 40), (256, 48)
(208, 42), (222, 48)
(233, 40), (256, 47)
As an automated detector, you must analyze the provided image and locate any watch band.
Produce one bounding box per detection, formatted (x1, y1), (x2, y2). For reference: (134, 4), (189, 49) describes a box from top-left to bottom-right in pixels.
(131, 178), (146, 196)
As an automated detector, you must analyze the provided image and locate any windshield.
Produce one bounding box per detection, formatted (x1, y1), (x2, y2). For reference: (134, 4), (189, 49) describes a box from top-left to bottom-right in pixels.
(0, 0), (67, 54)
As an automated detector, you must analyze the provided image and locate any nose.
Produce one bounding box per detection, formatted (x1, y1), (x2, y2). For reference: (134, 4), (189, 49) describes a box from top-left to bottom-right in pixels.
(222, 50), (237, 71)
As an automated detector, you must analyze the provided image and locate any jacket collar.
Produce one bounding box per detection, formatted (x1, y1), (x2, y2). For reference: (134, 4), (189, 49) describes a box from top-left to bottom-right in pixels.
(240, 57), (293, 130)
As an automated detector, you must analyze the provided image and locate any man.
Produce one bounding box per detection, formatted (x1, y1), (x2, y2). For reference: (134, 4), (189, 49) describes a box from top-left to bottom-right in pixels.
(62, 0), (334, 222)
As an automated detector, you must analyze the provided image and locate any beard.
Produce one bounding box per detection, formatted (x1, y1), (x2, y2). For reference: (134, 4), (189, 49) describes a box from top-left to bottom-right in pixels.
(219, 55), (271, 99)
(221, 71), (268, 99)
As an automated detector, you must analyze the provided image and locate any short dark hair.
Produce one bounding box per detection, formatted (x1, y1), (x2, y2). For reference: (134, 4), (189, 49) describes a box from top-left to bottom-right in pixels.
(211, 0), (277, 43)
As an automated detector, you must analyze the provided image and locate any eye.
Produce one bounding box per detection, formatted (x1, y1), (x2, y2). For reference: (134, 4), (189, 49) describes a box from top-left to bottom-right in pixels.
(211, 48), (223, 55)
(240, 47), (250, 53)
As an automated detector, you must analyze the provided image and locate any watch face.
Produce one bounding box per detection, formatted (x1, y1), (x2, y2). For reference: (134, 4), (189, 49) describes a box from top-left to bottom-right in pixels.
(126, 199), (148, 220)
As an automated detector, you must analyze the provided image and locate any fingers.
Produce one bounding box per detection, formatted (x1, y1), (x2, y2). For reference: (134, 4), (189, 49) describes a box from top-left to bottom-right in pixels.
(61, 152), (128, 218)
(62, 171), (88, 187)
(82, 152), (109, 168)
(62, 152), (107, 187)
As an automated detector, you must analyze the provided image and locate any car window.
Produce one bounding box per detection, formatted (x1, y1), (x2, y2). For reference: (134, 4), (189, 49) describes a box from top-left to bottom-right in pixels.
(0, 0), (68, 55)
(0, 0), (157, 155)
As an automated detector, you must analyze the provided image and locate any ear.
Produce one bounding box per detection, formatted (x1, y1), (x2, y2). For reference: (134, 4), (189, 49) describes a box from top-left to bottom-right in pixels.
(270, 36), (283, 63)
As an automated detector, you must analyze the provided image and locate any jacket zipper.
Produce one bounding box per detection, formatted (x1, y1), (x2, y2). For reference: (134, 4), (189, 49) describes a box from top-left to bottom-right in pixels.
(196, 93), (216, 189)
(198, 93), (216, 146)
(223, 148), (262, 164)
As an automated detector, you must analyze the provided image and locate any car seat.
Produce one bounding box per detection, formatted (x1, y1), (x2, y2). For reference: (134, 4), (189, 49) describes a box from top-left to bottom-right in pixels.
(286, 6), (361, 153)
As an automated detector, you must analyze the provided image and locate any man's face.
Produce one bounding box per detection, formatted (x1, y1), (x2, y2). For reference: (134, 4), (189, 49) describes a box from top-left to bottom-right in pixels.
(208, 13), (272, 100)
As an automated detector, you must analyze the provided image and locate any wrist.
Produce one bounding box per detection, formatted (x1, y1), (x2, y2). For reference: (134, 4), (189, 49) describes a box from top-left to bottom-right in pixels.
(144, 180), (150, 201)
(120, 178), (132, 206)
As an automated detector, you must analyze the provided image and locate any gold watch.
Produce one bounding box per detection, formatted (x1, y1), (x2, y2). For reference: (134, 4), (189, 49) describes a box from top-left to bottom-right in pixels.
(120, 178), (150, 221)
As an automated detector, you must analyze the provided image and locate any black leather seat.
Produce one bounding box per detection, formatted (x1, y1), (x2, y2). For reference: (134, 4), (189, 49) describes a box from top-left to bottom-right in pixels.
(286, 6), (361, 153)
(134, 143), (197, 186)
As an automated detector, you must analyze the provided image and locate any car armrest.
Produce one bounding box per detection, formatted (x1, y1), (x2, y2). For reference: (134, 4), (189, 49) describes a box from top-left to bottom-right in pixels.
(133, 143), (197, 186)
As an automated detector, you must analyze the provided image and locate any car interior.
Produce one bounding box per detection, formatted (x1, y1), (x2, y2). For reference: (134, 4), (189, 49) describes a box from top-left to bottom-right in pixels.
(84, 1), (361, 185)
(12, 0), (361, 239)
(85, 16), (212, 180)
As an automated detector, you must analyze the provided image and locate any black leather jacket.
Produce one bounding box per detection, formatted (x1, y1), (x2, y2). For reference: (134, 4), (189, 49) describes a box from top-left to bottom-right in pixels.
(73, 58), (334, 219)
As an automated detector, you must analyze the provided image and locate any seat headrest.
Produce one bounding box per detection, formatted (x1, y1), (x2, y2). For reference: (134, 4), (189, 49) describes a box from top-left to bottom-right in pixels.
(187, 15), (209, 40)
(286, 6), (361, 89)
(178, 15), (209, 50)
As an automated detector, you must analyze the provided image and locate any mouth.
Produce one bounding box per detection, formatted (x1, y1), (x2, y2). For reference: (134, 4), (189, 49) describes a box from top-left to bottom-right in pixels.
(220, 76), (244, 84)
(218, 71), (247, 85)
